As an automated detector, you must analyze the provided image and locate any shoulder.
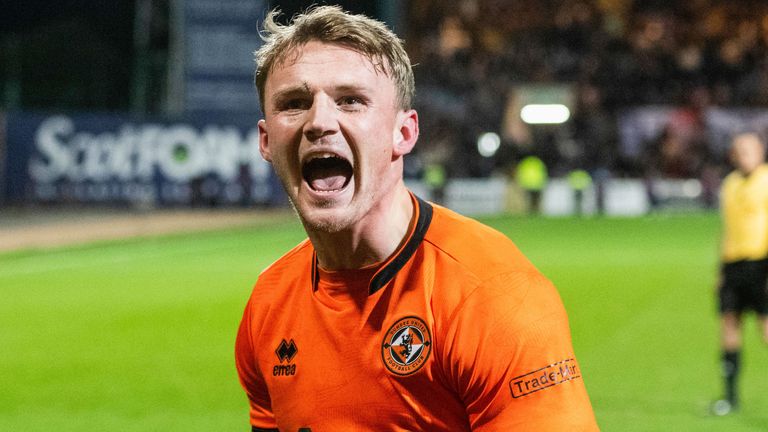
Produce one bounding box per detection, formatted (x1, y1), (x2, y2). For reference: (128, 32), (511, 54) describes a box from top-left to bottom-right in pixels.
(259, 238), (313, 277)
(721, 170), (743, 195)
(251, 239), (313, 298)
(756, 165), (768, 182)
(424, 203), (539, 281)
(722, 170), (740, 187)
(240, 239), (313, 339)
(422, 204), (555, 326)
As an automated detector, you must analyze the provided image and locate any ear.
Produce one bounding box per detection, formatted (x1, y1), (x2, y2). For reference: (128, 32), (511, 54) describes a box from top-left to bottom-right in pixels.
(393, 109), (419, 157)
(258, 119), (272, 162)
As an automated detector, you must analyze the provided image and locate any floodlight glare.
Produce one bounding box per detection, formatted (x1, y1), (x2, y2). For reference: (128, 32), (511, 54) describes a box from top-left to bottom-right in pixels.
(477, 132), (501, 157)
(520, 104), (571, 124)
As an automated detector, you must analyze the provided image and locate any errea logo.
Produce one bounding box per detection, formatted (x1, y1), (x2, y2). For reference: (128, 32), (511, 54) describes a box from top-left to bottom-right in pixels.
(273, 338), (298, 377)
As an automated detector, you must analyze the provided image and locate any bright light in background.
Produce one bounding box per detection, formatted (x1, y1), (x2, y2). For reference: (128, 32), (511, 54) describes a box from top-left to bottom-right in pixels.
(520, 104), (571, 124)
(477, 132), (501, 157)
(681, 179), (703, 197)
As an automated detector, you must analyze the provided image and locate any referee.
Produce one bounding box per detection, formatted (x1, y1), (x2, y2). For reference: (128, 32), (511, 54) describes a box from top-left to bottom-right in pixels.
(712, 132), (768, 415)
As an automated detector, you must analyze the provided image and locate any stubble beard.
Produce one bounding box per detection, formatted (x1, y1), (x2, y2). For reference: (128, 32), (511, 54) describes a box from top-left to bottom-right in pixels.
(287, 195), (358, 234)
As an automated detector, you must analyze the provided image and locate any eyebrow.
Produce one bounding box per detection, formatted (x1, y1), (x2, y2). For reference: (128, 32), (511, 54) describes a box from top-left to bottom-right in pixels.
(271, 82), (372, 103)
(333, 84), (371, 94)
(271, 82), (312, 104)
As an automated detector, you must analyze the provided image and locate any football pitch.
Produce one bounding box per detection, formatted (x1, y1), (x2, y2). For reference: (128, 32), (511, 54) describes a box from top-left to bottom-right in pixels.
(1, 212), (767, 431)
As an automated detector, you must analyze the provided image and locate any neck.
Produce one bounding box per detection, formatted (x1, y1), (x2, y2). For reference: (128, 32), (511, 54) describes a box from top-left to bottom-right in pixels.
(310, 184), (415, 270)
(739, 164), (761, 176)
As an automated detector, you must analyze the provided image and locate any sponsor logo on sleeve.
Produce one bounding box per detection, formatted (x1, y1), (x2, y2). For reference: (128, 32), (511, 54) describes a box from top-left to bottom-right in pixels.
(381, 316), (432, 376)
(509, 358), (581, 398)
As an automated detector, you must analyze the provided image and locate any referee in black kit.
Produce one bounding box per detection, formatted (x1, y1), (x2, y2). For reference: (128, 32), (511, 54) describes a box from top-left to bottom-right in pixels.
(711, 132), (768, 416)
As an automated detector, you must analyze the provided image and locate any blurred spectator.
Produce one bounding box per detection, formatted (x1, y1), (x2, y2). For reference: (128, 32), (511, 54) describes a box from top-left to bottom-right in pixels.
(405, 0), (768, 186)
(642, 107), (708, 179)
(515, 155), (548, 214)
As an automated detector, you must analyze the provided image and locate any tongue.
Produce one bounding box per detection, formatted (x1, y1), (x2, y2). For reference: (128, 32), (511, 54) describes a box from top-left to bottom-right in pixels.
(308, 168), (348, 192)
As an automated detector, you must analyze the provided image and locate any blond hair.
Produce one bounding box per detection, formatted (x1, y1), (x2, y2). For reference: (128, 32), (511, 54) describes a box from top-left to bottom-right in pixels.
(254, 5), (414, 111)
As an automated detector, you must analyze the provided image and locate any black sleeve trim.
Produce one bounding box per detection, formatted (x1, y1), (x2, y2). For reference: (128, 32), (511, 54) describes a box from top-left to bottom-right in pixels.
(369, 195), (433, 294)
(252, 427), (279, 432)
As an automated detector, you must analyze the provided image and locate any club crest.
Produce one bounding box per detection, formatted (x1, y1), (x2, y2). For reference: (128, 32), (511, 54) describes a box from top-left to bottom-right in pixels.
(381, 316), (432, 376)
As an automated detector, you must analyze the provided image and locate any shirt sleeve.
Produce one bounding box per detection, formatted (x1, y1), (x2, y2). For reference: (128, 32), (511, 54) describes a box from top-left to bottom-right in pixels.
(438, 271), (599, 431)
(235, 299), (279, 430)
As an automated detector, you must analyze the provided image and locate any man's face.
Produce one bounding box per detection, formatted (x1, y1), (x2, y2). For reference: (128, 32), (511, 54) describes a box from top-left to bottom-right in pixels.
(730, 133), (765, 175)
(259, 41), (416, 232)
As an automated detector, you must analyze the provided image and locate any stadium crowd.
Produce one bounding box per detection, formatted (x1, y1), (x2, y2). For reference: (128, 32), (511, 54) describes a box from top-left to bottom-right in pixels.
(4, 0), (768, 209)
(403, 0), (768, 191)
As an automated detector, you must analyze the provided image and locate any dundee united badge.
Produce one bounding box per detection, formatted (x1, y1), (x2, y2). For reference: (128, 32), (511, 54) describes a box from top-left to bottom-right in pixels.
(381, 316), (432, 376)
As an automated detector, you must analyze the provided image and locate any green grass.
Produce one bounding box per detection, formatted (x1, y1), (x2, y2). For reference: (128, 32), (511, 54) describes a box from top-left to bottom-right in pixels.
(2, 212), (767, 431)
(0, 219), (307, 431)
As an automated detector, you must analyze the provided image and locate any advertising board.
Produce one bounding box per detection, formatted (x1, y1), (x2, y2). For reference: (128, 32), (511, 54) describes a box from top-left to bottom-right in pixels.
(2, 112), (282, 207)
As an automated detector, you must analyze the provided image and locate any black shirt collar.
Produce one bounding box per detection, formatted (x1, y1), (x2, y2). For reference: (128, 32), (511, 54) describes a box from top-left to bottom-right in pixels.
(311, 194), (434, 295)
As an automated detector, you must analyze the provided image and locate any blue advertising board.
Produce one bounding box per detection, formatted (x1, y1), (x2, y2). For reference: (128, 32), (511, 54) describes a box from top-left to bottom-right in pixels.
(1, 112), (284, 207)
(183, 0), (266, 114)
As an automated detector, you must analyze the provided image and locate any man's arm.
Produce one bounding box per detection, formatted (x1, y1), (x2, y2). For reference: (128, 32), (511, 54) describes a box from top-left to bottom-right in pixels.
(235, 300), (279, 430)
(439, 271), (599, 431)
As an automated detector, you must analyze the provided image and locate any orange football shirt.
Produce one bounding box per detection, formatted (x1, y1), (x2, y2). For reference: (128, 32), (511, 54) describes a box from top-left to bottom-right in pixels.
(235, 193), (599, 431)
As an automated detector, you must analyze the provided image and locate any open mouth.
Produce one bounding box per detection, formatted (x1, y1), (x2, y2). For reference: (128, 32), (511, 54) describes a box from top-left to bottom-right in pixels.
(301, 154), (353, 192)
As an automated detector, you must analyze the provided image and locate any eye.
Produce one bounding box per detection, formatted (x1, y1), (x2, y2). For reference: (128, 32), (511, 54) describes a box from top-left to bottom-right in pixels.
(278, 98), (311, 111)
(337, 96), (365, 109)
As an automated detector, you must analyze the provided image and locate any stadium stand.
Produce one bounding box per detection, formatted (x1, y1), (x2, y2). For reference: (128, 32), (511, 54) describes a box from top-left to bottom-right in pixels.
(3, 0), (768, 212)
(405, 1), (768, 195)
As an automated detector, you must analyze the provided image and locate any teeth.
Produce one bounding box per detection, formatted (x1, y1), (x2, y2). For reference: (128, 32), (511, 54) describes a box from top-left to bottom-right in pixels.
(310, 153), (340, 160)
(305, 152), (348, 164)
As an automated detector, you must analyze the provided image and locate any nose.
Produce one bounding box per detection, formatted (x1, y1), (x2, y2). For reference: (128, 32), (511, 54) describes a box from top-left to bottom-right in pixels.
(304, 96), (339, 141)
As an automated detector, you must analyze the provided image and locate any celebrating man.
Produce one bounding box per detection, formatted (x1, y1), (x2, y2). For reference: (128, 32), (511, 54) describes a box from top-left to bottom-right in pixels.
(235, 6), (598, 431)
